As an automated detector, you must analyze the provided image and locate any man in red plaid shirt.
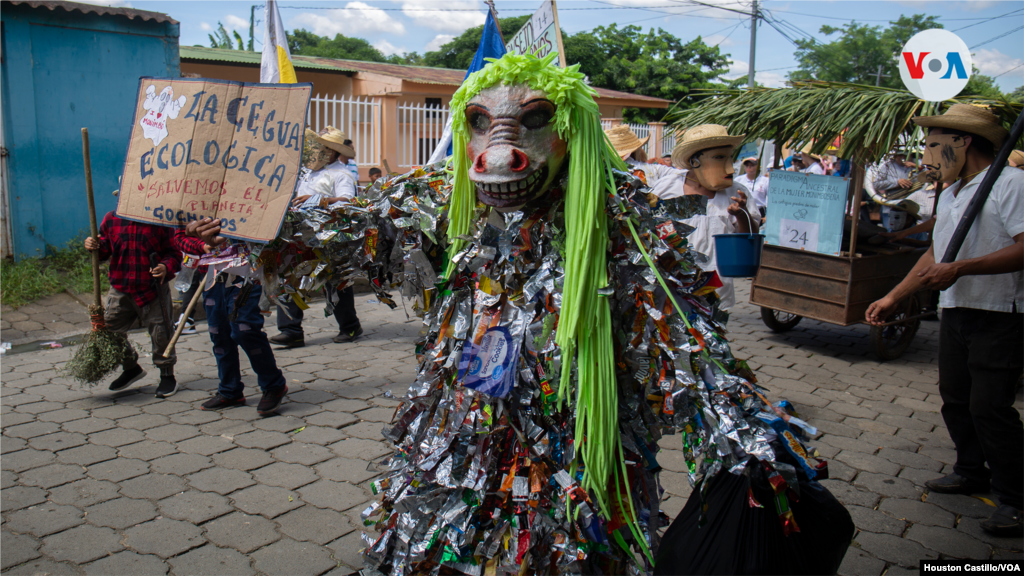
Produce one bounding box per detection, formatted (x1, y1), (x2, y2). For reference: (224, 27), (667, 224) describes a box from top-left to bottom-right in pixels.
(84, 210), (182, 397)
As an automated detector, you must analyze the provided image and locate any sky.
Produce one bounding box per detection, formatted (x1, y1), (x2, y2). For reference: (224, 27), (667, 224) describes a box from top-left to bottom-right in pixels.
(84, 0), (1024, 93)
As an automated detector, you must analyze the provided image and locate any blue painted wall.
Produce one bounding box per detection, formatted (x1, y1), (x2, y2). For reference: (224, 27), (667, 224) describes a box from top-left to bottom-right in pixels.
(1, 4), (179, 259)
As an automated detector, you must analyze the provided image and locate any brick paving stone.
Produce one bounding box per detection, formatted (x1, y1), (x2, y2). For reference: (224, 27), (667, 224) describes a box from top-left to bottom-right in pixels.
(61, 417), (116, 435)
(271, 442), (333, 466)
(204, 512), (280, 553)
(853, 472), (924, 500)
(846, 504), (906, 536)
(250, 537), (336, 576)
(54, 444), (117, 467)
(906, 524), (991, 559)
(326, 531), (364, 570)
(835, 451), (902, 476)
(329, 437), (392, 460)
(819, 479), (880, 508)
(858, 431), (921, 453)
(169, 410), (222, 426)
(304, 411), (360, 429)
(15, 401), (66, 415)
(187, 467), (255, 495)
(119, 473), (188, 500)
(149, 453), (214, 475)
(48, 479), (121, 508)
(198, 419), (257, 438)
(289, 390), (335, 404)
(124, 518), (206, 558)
(6, 503), (84, 536)
(877, 448), (944, 472)
(341, 421), (384, 440)
(292, 425), (346, 446)
(84, 497), (158, 529)
(315, 457), (378, 485)
(321, 398), (370, 413)
(1, 436), (28, 454)
(855, 531), (938, 567)
(28, 431), (88, 452)
(90, 405), (142, 420)
(117, 414), (171, 431)
(251, 462), (319, 490)
(83, 550), (168, 575)
(233, 430), (292, 450)
(918, 446), (957, 466)
(158, 491), (233, 524)
(211, 448), (275, 471)
(230, 484), (303, 518)
(5, 557), (83, 576)
(145, 423), (200, 443)
(1, 469), (18, 488)
(20, 463), (86, 488)
(168, 545), (255, 576)
(837, 548), (885, 576)
(252, 414), (306, 433)
(277, 505), (355, 544)
(897, 467), (945, 487)
(844, 417), (899, 436)
(879, 498), (956, 527)
(175, 435), (236, 456)
(5, 421), (61, 439)
(1, 485), (48, 512)
(117, 440), (180, 461)
(87, 458), (149, 483)
(279, 402), (323, 418)
(88, 428), (146, 447)
(924, 492), (997, 519)
(41, 525), (123, 563)
(1, 531), (42, 570)
(299, 479), (368, 512)
(813, 419), (862, 439)
(817, 435), (880, 455)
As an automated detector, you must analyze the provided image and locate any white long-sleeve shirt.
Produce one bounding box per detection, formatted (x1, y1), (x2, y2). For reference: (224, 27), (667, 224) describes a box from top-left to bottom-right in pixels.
(626, 158), (687, 199)
(872, 160), (912, 194)
(734, 173), (769, 211)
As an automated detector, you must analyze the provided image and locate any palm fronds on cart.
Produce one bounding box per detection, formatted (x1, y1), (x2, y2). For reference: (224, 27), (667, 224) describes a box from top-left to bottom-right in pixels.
(665, 81), (1024, 165)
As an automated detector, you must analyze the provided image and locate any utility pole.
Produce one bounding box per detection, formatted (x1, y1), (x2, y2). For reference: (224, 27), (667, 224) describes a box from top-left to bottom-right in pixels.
(747, 0), (758, 87)
(874, 64), (889, 87)
(249, 5), (256, 52)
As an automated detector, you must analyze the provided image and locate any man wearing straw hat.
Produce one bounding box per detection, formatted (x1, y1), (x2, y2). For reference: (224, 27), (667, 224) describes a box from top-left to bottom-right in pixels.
(272, 127), (364, 348)
(866, 104), (1024, 537)
(671, 124), (759, 311)
(794, 144), (825, 176)
(605, 125), (687, 199)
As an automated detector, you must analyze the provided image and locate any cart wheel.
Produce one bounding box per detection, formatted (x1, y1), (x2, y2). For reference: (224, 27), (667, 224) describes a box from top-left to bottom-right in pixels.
(760, 307), (802, 332)
(869, 295), (921, 361)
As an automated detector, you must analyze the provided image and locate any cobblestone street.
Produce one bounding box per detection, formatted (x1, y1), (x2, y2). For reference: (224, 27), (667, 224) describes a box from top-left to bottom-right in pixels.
(1, 280), (1022, 575)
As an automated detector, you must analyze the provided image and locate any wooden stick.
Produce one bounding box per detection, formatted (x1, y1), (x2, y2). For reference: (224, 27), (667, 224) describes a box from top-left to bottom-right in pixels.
(81, 128), (101, 309)
(163, 276), (207, 357)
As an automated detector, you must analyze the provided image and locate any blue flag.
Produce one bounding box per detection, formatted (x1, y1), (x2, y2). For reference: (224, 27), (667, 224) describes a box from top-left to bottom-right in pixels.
(429, 10), (507, 163)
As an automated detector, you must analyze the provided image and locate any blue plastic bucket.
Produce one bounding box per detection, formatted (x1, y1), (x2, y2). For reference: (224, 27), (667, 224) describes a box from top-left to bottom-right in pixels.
(713, 233), (765, 277)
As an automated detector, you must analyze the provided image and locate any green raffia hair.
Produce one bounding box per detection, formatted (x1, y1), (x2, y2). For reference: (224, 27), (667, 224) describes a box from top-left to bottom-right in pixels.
(446, 52), (652, 563)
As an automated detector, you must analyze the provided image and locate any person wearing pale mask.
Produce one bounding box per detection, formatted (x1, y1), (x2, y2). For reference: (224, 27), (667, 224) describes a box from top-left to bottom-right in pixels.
(605, 125), (686, 199)
(734, 156), (769, 216)
(669, 124), (759, 311)
(866, 104), (1023, 537)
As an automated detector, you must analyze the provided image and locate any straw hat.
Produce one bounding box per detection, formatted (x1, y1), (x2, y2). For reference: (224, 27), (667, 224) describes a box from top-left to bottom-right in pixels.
(912, 104), (1009, 149)
(316, 126), (356, 158)
(1008, 149), (1024, 168)
(797, 143), (821, 162)
(671, 124), (745, 168)
(605, 125), (649, 158)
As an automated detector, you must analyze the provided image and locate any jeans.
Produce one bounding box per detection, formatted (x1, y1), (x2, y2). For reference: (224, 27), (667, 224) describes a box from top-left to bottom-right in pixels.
(277, 285), (360, 337)
(205, 281), (286, 401)
(938, 307), (1024, 509)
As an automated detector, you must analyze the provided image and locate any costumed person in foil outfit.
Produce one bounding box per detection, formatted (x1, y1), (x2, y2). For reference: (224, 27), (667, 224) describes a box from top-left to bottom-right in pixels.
(233, 53), (850, 575)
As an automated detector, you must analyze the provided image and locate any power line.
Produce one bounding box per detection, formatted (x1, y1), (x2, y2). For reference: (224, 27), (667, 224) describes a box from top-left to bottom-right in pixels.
(765, 7), (1024, 22)
(277, 3), (743, 11)
(992, 62), (1024, 79)
(953, 8), (1024, 32)
(710, 20), (744, 47)
(665, 0), (753, 17)
(970, 24), (1024, 49)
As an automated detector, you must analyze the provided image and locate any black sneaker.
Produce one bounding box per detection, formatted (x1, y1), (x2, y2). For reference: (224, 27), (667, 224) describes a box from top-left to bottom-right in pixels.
(109, 365), (146, 392)
(200, 394), (246, 411)
(269, 333), (305, 348)
(981, 505), (1023, 537)
(257, 385), (288, 417)
(925, 473), (990, 495)
(155, 375), (178, 398)
(332, 327), (363, 343)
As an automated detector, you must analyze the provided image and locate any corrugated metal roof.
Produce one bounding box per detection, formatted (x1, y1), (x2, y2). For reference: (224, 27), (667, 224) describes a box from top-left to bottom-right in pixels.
(180, 46), (671, 107)
(180, 46), (357, 73)
(8, 0), (178, 24)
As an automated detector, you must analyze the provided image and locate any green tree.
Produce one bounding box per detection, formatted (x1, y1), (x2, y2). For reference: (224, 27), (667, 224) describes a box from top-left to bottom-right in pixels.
(286, 29), (389, 62)
(209, 22), (244, 51)
(790, 14), (941, 88)
(1008, 84), (1024, 103)
(962, 67), (1005, 99)
(422, 15), (530, 69)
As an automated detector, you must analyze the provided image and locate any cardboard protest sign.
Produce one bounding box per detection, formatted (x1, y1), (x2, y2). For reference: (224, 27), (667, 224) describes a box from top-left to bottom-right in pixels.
(117, 77), (312, 243)
(505, 0), (566, 67)
(764, 170), (849, 256)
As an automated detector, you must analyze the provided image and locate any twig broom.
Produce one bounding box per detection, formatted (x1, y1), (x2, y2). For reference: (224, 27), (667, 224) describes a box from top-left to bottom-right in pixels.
(62, 128), (134, 385)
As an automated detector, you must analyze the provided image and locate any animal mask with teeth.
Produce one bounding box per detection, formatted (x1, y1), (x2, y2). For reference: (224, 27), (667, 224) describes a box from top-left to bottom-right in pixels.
(465, 84), (567, 210)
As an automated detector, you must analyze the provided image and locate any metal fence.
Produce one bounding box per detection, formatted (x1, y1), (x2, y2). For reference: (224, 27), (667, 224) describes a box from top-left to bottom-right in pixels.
(397, 101), (451, 169)
(306, 94), (381, 166)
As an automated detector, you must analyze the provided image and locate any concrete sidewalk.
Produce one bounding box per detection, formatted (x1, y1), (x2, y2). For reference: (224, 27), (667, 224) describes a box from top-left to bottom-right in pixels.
(1, 280), (1021, 575)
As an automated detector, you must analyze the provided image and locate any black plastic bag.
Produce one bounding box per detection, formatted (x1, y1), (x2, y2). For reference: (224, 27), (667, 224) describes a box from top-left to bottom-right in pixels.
(654, 465), (854, 575)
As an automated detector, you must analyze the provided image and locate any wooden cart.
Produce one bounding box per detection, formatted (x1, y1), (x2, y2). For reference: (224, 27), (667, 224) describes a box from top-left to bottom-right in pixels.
(750, 168), (934, 360)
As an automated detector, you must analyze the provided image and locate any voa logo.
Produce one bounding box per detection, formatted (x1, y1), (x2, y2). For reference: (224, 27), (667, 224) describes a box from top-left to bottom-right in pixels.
(898, 29), (972, 101)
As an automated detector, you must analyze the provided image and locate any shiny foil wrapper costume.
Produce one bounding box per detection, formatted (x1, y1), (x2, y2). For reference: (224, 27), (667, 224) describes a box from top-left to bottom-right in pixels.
(246, 166), (827, 575)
